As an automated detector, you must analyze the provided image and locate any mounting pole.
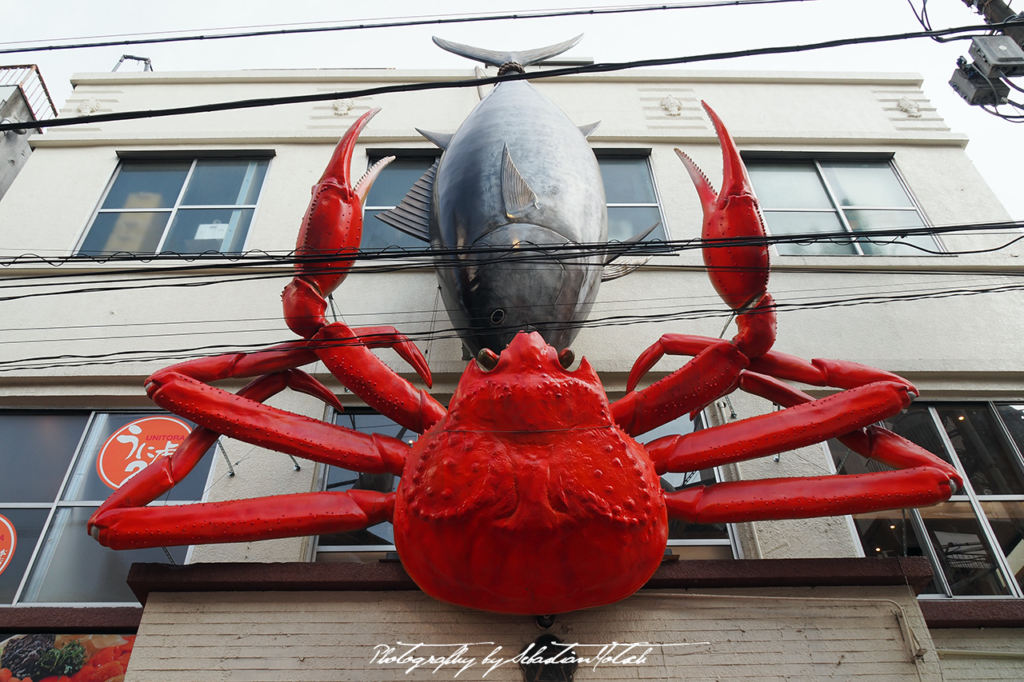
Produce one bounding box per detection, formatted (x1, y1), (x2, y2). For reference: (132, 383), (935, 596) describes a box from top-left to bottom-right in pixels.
(962, 0), (1024, 47)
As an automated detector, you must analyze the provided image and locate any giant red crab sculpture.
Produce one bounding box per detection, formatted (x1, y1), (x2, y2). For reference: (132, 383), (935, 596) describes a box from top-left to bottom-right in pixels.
(89, 106), (960, 615)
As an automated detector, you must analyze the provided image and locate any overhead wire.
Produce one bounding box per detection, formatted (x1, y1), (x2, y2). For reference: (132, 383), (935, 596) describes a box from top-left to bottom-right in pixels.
(2, 277), (1023, 373)
(0, 0), (817, 55)
(2, 19), (1020, 134)
(0, 272), (1016, 349)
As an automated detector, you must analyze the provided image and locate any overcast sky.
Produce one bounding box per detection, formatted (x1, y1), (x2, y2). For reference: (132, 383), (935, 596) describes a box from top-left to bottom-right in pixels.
(3, 0), (1021, 219)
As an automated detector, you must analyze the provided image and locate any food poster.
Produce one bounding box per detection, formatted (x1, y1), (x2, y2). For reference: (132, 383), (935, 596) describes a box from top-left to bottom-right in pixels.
(0, 634), (135, 682)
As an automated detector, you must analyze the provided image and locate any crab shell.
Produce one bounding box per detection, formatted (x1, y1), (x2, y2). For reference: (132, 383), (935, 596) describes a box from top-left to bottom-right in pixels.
(394, 332), (668, 614)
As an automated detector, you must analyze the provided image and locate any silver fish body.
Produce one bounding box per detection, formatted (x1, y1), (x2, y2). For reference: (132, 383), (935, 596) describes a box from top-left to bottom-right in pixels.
(430, 80), (607, 355)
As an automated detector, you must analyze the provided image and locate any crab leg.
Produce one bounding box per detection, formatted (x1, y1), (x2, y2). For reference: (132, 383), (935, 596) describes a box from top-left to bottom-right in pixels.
(645, 381), (917, 474)
(90, 489), (394, 550)
(145, 371), (410, 475)
(92, 370), (409, 516)
(664, 469), (956, 523)
(310, 323), (447, 434)
(275, 108), (443, 432)
(738, 371), (960, 479)
(649, 372), (962, 523)
(612, 102), (778, 437)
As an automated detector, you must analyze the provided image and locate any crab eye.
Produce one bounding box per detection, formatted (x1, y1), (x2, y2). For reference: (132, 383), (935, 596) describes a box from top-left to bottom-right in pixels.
(558, 348), (574, 369)
(477, 348), (499, 371)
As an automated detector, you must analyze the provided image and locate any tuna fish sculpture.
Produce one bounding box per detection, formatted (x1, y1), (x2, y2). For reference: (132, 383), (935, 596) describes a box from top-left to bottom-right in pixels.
(379, 35), (653, 355)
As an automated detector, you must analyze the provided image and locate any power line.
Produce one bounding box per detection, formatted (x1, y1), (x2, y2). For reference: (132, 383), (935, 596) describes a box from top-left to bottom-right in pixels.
(0, 1), (816, 56)
(2, 220), (1022, 274)
(1, 279), (1022, 374)
(1, 20), (1015, 134)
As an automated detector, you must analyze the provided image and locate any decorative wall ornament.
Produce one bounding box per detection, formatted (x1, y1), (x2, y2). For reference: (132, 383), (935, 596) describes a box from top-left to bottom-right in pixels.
(661, 94), (684, 116)
(88, 45), (961, 617)
(76, 98), (100, 115)
(897, 96), (923, 118)
(333, 99), (355, 116)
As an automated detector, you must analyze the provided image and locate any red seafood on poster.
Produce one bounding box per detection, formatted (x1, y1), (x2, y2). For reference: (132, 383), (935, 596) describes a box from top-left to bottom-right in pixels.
(0, 515), (14, 577)
(95, 416), (192, 490)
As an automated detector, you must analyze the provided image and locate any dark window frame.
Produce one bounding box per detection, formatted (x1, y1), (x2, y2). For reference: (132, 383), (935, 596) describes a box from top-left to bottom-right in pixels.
(74, 152), (275, 257)
(743, 153), (941, 257)
(0, 409), (218, 607)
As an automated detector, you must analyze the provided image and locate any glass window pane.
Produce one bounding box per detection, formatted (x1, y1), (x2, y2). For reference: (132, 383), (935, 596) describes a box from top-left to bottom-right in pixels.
(101, 163), (190, 210)
(747, 163), (833, 210)
(77, 211), (169, 255)
(852, 510), (930, 559)
(918, 501), (1013, 596)
(845, 210), (933, 256)
(606, 206), (665, 243)
(821, 162), (914, 208)
(162, 208), (254, 254)
(598, 157), (657, 204)
(364, 210), (430, 251)
(995, 404), (1024, 454)
(643, 415), (728, 542)
(0, 508), (48, 603)
(881, 405), (954, 464)
(979, 500), (1024, 589)
(364, 157), (436, 208)
(319, 412), (418, 548)
(761, 211), (857, 256)
(181, 160), (268, 206)
(0, 413), (89, 502)
(934, 404), (1024, 496)
(63, 413), (212, 503)
(21, 506), (186, 603)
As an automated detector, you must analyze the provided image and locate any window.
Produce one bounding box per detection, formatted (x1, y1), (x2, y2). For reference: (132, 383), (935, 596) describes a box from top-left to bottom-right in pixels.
(746, 159), (937, 256)
(363, 154), (439, 251)
(831, 402), (1024, 598)
(360, 152), (666, 251)
(315, 409), (735, 562)
(595, 154), (667, 244)
(0, 411), (215, 605)
(77, 156), (270, 255)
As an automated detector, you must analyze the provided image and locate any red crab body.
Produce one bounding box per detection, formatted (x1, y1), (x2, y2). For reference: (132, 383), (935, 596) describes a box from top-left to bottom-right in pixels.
(88, 104), (962, 616)
(396, 333), (666, 614)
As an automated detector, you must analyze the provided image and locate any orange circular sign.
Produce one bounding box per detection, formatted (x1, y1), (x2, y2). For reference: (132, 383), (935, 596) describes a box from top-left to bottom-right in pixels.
(96, 416), (192, 490)
(0, 514), (15, 577)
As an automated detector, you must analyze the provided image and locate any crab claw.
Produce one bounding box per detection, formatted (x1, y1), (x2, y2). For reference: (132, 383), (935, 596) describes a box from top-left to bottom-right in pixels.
(675, 102), (776, 360)
(675, 101), (769, 312)
(283, 108), (395, 339)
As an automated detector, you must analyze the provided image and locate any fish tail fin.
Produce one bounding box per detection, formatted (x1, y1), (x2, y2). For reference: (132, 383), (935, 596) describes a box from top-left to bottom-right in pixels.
(432, 35), (583, 70)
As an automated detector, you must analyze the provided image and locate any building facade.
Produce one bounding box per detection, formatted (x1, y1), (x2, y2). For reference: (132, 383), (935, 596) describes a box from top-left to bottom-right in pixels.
(0, 62), (1021, 680)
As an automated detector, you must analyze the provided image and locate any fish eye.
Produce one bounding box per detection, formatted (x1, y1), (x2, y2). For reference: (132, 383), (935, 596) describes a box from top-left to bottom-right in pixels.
(558, 348), (574, 369)
(477, 348), (499, 371)
(489, 309), (506, 326)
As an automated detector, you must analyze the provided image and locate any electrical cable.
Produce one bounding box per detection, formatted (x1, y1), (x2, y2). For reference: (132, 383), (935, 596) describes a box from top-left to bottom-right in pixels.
(2, 279), (1023, 373)
(0, 273), (1013, 347)
(0, 1), (816, 55)
(1, 19), (1017, 134)
(2, 220), (1022, 275)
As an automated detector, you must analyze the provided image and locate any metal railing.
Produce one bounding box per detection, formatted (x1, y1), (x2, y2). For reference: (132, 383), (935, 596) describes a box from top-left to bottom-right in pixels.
(0, 65), (57, 121)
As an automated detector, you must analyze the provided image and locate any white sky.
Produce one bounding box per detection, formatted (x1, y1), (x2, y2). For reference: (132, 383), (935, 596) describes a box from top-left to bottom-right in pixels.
(4, 0), (1021, 219)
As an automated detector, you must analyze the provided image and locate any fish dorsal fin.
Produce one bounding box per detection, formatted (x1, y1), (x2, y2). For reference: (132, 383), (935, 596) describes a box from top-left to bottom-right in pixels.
(375, 160), (438, 243)
(578, 121), (601, 138)
(432, 35), (583, 69)
(416, 128), (453, 150)
(501, 144), (538, 219)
